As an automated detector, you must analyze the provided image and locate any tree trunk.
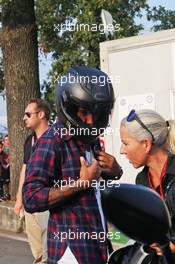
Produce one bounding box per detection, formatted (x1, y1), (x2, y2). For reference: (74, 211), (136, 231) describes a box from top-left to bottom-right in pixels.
(1, 0), (40, 200)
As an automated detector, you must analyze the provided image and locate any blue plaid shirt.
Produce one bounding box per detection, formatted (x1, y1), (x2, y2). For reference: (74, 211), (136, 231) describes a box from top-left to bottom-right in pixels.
(23, 120), (108, 264)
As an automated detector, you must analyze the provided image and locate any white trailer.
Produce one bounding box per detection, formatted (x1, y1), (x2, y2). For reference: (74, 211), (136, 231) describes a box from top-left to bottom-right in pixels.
(100, 28), (175, 183)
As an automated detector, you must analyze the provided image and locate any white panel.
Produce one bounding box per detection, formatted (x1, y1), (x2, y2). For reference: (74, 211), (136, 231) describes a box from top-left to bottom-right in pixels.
(100, 29), (175, 183)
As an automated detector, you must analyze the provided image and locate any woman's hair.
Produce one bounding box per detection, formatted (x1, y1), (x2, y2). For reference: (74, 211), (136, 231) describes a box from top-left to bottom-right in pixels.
(121, 109), (175, 154)
(167, 119), (175, 154)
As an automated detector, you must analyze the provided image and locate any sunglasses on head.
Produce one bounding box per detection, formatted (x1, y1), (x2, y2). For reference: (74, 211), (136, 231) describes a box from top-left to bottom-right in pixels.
(25, 111), (39, 118)
(127, 109), (155, 143)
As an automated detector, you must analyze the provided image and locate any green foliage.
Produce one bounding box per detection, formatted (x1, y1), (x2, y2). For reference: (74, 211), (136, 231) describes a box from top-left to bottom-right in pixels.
(0, 0), (12, 4)
(35, 0), (148, 114)
(36, 0), (147, 72)
(147, 6), (175, 32)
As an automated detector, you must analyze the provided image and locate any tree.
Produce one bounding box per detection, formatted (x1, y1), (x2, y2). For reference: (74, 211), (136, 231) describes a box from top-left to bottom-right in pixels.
(36, 0), (148, 112)
(147, 6), (175, 32)
(0, 57), (4, 94)
(1, 0), (40, 199)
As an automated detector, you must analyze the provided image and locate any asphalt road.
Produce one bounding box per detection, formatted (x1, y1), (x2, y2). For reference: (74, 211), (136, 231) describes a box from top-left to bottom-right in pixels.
(0, 235), (33, 264)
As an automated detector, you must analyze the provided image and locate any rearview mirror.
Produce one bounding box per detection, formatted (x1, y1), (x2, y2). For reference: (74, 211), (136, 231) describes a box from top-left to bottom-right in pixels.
(101, 184), (171, 245)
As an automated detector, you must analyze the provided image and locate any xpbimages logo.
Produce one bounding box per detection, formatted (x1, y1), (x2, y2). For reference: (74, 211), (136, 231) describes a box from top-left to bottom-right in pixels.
(53, 229), (121, 243)
(53, 126), (119, 138)
(52, 72), (120, 86)
(53, 178), (120, 191)
(53, 21), (120, 35)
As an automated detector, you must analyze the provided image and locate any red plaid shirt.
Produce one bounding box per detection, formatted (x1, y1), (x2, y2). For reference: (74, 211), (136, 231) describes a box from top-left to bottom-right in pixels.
(23, 121), (108, 264)
(2, 147), (10, 169)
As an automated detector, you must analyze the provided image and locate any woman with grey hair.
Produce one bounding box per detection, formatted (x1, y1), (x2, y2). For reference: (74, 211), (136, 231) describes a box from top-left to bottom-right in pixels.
(120, 109), (175, 257)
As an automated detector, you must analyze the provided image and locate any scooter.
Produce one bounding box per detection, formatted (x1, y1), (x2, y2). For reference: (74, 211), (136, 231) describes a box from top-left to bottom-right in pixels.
(101, 184), (174, 264)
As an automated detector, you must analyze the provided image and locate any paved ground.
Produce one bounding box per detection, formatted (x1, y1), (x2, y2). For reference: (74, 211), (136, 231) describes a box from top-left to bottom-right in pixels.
(0, 230), (33, 264)
(0, 229), (125, 263)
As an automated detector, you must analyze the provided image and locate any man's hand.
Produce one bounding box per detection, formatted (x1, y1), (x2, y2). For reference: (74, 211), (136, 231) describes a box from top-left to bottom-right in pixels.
(79, 156), (101, 187)
(150, 243), (162, 256)
(14, 164), (26, 216)
(97, 151), (122, 178)
(48, 157), (101, 207)
(14, 198), (23, 216)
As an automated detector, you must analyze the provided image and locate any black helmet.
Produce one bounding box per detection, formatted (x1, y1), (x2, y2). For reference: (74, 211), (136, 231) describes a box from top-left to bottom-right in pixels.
(56, 66), (115, 142)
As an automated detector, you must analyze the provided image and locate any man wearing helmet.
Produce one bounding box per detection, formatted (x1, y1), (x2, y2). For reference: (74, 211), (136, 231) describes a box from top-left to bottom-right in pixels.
(23, 66), (122, 264)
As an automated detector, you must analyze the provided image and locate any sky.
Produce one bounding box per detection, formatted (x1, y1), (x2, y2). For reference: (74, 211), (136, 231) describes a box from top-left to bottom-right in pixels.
(138, 0), (175, 32)
(149, 0), (175, 9)
(0, 0), (175, 128)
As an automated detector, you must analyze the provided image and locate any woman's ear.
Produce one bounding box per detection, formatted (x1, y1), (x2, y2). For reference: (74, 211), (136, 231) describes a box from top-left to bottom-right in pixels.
(143, 138), (152, 154)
